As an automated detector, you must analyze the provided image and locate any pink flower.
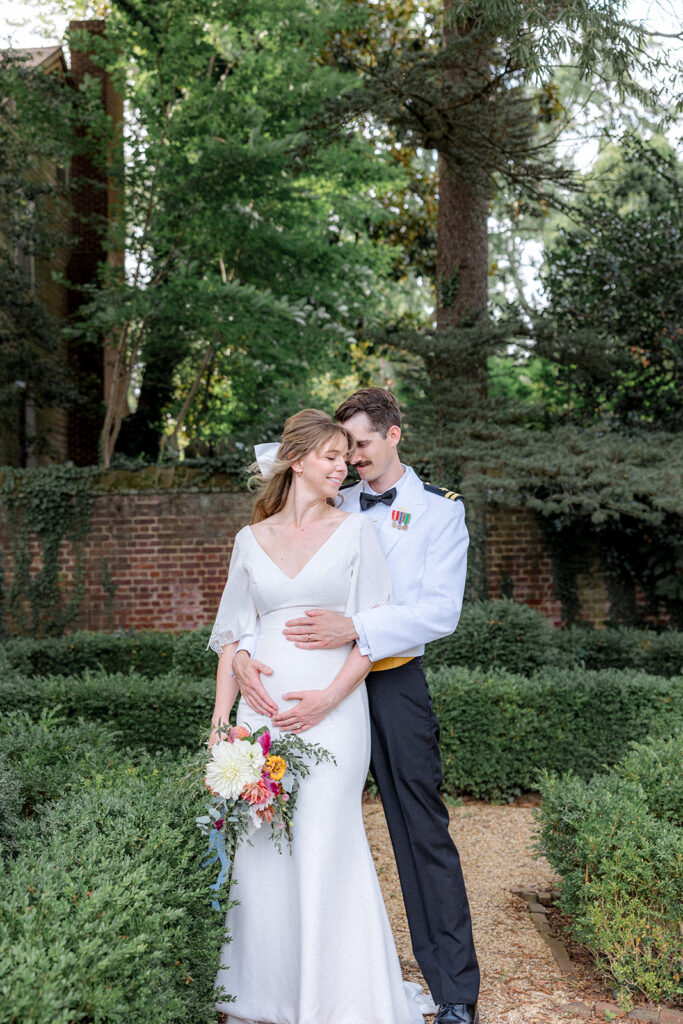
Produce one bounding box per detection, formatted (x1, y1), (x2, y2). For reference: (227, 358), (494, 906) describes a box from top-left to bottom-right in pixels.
(257, 731), (272, 756)
(241, 778), (276, 807)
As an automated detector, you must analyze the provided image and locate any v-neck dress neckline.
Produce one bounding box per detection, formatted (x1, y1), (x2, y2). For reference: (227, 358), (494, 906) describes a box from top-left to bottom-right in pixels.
(246, 513), (354, 581)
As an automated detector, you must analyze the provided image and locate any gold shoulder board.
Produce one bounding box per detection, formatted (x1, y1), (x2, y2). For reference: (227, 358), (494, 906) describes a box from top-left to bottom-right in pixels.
(424, 482), (464, 502)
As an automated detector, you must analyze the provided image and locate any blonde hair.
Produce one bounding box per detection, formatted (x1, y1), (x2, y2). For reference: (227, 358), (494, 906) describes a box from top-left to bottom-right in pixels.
(250, 409), (355, 524)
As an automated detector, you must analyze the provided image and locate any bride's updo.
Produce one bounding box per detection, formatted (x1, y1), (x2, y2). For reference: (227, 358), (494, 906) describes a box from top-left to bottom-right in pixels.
(250, 409), (355, 524)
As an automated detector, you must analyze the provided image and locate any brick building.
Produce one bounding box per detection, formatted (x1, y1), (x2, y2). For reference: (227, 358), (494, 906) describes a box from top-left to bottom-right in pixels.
(1, 23), (122, 467)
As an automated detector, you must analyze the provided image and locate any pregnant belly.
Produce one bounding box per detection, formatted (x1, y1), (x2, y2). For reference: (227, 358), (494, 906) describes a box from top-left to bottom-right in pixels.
(238, 610), (368, 763)
(255, 632), (351, 711)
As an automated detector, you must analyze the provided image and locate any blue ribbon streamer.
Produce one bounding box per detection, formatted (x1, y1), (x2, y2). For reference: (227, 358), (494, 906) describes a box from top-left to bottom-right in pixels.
(203, 827), (233, 911)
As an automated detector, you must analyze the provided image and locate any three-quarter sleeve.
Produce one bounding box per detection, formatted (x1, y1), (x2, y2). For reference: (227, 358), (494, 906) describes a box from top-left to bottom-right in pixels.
(208, 530), (258, 655)
(344, 515), (393, 625)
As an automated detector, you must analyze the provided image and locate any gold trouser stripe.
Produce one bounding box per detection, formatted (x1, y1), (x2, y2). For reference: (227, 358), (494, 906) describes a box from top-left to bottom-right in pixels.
(369, 656), (415, 673)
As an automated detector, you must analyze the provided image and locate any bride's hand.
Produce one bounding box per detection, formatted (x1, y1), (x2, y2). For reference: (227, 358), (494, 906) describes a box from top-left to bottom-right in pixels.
(233, 650), (278, 718)
(208, 726), (222, 748)
(273, 689), (335, 733)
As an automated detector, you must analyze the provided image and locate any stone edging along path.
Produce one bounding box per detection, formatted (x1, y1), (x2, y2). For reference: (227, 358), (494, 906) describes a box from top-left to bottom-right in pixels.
(511, 887), (683, 1024)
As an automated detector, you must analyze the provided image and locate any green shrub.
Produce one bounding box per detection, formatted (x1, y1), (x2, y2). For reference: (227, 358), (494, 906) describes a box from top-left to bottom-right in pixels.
(556, 625), (683, 677)
(425, 601), (682, 676)
(537, 743), (683, 1007)
(614, 732), (683, 826)
(0, 752), (21, 858)
(0, 628), (215, 680)
(0, 754), (230, 1023)
(3, 617), (680, 680)
(0, 708), (120, 831)
(637, 630), (683, 677)
(172, 627), (214, 677)
(1, 665), (680, 799)
(425, 598), (561, 674)
(0, 670), (214, 753)
(429, 666), (683, 799)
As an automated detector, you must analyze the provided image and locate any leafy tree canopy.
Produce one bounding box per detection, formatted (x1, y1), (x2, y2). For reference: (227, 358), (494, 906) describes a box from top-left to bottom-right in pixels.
(57, 0), (412, 463)
(536, 135), (682, 430)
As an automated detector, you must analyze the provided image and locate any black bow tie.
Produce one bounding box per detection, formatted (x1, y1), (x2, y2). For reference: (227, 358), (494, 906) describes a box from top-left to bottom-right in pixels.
(359, 487), (397, 511)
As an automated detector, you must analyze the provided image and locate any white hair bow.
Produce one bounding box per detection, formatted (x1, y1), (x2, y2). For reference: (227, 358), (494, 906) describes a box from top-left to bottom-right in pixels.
(253, 442), (280, 478)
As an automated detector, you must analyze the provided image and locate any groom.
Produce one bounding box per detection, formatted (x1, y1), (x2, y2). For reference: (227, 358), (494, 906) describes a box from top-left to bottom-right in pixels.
(233, 388), (479, 1024)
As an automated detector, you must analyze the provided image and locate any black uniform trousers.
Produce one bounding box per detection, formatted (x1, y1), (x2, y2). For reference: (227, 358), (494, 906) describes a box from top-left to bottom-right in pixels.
(367, 657), (480, 1006)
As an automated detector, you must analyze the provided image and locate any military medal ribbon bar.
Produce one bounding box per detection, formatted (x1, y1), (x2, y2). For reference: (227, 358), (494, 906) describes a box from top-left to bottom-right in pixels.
(391, 509), (411, 530)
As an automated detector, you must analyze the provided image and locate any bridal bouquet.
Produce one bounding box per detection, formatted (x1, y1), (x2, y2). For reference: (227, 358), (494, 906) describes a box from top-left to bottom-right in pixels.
(197, 725), (334, 908)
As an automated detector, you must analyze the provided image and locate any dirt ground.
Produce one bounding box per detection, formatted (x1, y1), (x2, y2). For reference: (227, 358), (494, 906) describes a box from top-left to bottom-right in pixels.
(364, 797), (599, 1024)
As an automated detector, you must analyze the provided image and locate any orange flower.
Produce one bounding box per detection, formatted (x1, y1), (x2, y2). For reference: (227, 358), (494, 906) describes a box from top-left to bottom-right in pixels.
(228, 726), (250, 742)
(265, 755), (287, 781)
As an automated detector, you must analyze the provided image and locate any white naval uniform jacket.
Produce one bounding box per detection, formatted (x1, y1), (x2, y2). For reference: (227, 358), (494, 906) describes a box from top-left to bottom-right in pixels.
(339, 465), (469, 664)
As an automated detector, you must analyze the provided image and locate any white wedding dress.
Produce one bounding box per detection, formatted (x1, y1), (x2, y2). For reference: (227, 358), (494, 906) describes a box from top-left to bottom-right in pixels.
(209, 512), (435, 1024)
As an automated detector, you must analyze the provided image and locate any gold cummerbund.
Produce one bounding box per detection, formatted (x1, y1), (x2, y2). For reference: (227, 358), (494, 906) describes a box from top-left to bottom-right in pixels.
(369, 656), (415, 673)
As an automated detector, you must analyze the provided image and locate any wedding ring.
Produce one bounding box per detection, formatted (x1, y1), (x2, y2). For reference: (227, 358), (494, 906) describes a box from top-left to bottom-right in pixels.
(296, 722), (302, 730)
(307, 634), (312, 642)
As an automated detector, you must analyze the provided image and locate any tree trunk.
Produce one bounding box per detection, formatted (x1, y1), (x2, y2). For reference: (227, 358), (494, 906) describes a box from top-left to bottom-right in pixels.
(436, 156), (488, 330)
(431, 1), (491, 600)
(435, 3), (489, 336)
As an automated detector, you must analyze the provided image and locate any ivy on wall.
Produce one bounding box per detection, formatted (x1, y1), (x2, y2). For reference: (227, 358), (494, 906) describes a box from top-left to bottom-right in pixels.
(0, 462), (243, 638)
(0, 466), (97, 636)
(0, 459), (678, 636)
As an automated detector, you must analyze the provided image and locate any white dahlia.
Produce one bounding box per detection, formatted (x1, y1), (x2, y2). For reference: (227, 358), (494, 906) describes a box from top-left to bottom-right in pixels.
(205, 739), (265, 800)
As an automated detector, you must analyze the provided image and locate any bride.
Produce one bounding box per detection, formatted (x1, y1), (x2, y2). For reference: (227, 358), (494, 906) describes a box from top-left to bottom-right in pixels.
(208, 409), (434, 1024)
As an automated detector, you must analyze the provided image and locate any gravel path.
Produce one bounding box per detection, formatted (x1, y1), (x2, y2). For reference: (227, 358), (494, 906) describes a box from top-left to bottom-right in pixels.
(364, 798), (591, 1024)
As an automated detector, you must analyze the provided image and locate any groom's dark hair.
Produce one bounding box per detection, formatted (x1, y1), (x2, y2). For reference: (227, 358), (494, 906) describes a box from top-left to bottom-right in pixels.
(335, 387), (402, 437)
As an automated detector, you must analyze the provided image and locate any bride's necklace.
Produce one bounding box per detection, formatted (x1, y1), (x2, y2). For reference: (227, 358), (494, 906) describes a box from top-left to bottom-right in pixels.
(291, 511), (335, 532)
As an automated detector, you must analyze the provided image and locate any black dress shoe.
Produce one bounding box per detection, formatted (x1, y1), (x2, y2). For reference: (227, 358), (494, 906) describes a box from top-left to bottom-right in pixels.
(434, 1003), (479, 1024)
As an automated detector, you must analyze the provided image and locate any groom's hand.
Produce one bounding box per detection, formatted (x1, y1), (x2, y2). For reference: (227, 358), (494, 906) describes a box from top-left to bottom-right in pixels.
(232, 650), (278, 717)
(283, 609), (358, 649)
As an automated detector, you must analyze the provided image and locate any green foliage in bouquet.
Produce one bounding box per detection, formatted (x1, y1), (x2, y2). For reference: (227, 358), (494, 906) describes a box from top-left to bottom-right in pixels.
(196, 725), (335, 909)
(536, 734), (683, 1007)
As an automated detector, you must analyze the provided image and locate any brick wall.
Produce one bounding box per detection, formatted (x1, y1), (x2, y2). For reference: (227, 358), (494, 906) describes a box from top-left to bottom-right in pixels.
(0, 474), (627, 633)
(60, 490), (252, 632)
(485, 507), (612, 627)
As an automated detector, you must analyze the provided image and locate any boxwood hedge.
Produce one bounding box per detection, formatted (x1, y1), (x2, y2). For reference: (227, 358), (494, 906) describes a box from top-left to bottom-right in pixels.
(430, 666), (683, 799)
(424, 600), (682, 677)
(1, 664), (680, 800)
(0, 737), (230, 1023)
(2, 606), (680, 680)
(537, 733), (683, 1007)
